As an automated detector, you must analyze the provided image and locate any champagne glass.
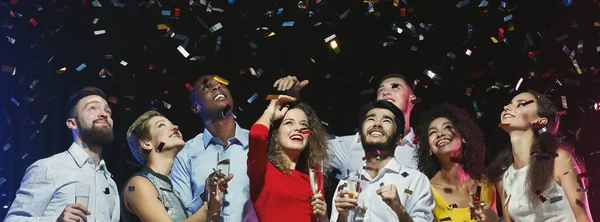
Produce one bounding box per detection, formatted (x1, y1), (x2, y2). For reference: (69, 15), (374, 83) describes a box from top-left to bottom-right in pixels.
(75, 184), (90, 209)
(216, 153), (230, 212)
(469, 180), (485, 221)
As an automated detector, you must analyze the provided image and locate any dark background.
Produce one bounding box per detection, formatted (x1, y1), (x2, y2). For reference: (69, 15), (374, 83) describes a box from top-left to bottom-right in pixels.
(1, 0), (599, 219)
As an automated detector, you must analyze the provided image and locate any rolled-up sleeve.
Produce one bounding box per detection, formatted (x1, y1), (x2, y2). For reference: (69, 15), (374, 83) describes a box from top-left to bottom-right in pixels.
(4, 162), (59, 222)
(170, 148), (201, 212)
(405, 174), (435, 222)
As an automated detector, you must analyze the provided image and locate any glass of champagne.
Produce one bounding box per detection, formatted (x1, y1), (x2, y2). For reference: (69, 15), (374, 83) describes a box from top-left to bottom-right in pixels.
(75, 184), (90, 209)
(470, 180), (485, 221)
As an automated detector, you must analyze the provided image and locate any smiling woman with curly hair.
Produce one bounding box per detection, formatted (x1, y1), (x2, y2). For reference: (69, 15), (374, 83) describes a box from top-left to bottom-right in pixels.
(415, 103), (496, 222)
(248, 96), (330, 222)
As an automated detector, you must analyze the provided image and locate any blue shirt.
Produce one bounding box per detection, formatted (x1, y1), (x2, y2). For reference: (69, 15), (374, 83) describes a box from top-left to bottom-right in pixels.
(4, 143), (120, 222)
(171, 122), (258, 222)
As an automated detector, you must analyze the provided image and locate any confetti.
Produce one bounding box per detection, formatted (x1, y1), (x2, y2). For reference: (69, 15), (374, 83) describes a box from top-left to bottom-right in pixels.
(11, 98), (19, 106)
(156, 142), (165, 153)
(282, 21), (295, 27)
(128, 186), (135, 191)
(339, 9), (351, 20)
(403, 189), (413, 195)
(22, 153), (28, 159)
(157, 24), (169, 30)
(94, 30), (106, 35)
(439, 217), (452, 221)
(401, 172), (409, 177)
(120, 60), (128, 66)
(208, 23), (223, 33)
(247, 93), (258, 103)
(561, 96), (568, 109)
(40, 114), (48, 124)
(0, 177), (5, 186)
(549, 196), (562, 203)
(531, 151), (558, 158)
(3, 143), (11, 151)
(76, 64), (87, 71)
(447, 52), (457, 59)
(265, 95), (280, 100)
(108, 96), (118, 104)
(177, 45), (190, 58)
(299, 128), (312, 134)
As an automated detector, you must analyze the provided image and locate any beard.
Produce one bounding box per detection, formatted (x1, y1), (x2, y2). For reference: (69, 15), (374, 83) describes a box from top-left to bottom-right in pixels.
(76, 117), (114, 147)
(360, 132), (397, 153)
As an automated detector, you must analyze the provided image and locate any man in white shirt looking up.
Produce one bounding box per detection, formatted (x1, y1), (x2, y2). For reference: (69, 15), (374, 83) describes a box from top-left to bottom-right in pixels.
(275, 74), (419, 173)
(5, 86), (120, 222)
(330, 100), (434, 222)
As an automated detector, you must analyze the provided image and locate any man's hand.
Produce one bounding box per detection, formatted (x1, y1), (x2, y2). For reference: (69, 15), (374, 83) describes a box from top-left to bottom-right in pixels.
(376, 184), (402, 209)
(334, 190), (359, 218)
(56, 204), (90, 222)
(273, 76), (309, 98)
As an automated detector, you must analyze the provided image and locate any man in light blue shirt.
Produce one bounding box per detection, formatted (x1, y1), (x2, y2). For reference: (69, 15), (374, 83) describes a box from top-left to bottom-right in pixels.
(171, 74), (258, 222)
(5, 86), (120, 222)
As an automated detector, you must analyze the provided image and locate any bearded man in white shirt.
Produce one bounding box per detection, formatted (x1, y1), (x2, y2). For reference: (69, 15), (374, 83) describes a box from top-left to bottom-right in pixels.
(330, 100), (434, 222)
(5, 86), (120, 222)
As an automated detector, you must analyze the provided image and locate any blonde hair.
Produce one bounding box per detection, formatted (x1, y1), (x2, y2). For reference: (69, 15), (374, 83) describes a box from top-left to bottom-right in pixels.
(127, 110), (163, 165)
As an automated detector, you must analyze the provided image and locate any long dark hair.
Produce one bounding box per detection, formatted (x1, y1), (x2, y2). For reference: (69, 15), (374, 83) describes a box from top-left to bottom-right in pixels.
(486, 90), (560, 206)
(416, 103), (486, 180)
(267, 102), (330, 175)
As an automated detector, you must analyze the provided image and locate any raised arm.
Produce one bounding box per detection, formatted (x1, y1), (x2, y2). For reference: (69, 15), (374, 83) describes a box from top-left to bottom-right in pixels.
(248, 96), (295, 201)
(554, 148), (593, 222)
(4, 163), (66, 222)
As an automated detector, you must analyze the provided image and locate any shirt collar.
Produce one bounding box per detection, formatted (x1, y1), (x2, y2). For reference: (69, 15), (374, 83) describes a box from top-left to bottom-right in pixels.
(399, 127), (416, 146)
(68, 143), (110, 176)
(202, 122), (247, 149)
(361, 156), (403, 180)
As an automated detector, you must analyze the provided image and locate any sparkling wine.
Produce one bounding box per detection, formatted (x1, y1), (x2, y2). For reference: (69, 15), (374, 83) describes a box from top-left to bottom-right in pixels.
(309, 169), (324, 194)
(75, 196), (89, 208)
(217, 159), (231, 175)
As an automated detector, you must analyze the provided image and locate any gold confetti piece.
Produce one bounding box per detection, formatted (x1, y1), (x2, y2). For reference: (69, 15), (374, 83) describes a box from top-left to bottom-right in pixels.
(404, 189), (413, 195)
(490, 36), (498, 43)
(393, 0), (399, 7)
(330, 40), (340, 54)
(439, 217), (452, 221)
(410, 97), (422, 104)
(509, 23), (515, 31)
(265, 95), (279, 100)
(213, 75), (229, 85)
(56, 67), (67, 74)
(465, 87), (472, 96)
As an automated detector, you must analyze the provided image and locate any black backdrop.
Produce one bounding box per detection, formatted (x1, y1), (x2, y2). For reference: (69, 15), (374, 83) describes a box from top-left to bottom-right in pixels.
(1, 0), (599, 219)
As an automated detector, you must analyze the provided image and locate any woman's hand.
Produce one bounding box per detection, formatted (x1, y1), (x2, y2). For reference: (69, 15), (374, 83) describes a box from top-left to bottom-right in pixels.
(264, 95), (296, 122)
(474, 205), (500, 222)
(311, 193), (328, 220)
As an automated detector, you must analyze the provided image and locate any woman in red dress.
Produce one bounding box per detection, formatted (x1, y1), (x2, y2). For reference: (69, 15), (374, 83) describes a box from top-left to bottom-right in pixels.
(248, 96), (330, 222)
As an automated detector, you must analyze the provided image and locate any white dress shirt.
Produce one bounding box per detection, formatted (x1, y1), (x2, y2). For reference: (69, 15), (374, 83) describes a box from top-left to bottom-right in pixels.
(170, 122), (258, 222)
(330, 157), (434, 222)
(328, 127), (419, 174)
(4, 143), (120, 222)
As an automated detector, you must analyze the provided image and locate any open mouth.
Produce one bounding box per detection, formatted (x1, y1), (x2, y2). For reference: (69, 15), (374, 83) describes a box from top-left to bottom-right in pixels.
(290, 133), (304, 142)
(502, 113), (515, 119)
(436, 139), (451, 147)
(213, 93), (226, 101)
(367, 129), (385, 137)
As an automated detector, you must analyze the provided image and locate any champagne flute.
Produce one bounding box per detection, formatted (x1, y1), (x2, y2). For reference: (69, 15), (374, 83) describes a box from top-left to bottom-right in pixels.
(215, 153), (230, 213)
(75, 184), (90, 209)
(342, 173), (365, 222)
(470, 180), (485, 221)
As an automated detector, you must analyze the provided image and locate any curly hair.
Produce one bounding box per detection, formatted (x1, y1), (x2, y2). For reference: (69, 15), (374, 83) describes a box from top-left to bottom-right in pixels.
(416, 103), (486, 180)
(486, 90), (570, 207)
(267, 102), (330, 175)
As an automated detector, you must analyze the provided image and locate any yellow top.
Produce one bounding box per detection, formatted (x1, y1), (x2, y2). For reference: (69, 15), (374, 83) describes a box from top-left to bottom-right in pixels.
(431, 180), (496, 222)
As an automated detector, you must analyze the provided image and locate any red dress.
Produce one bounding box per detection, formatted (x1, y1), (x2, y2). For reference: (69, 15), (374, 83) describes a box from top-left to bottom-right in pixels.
(248, 124), (321, 222)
